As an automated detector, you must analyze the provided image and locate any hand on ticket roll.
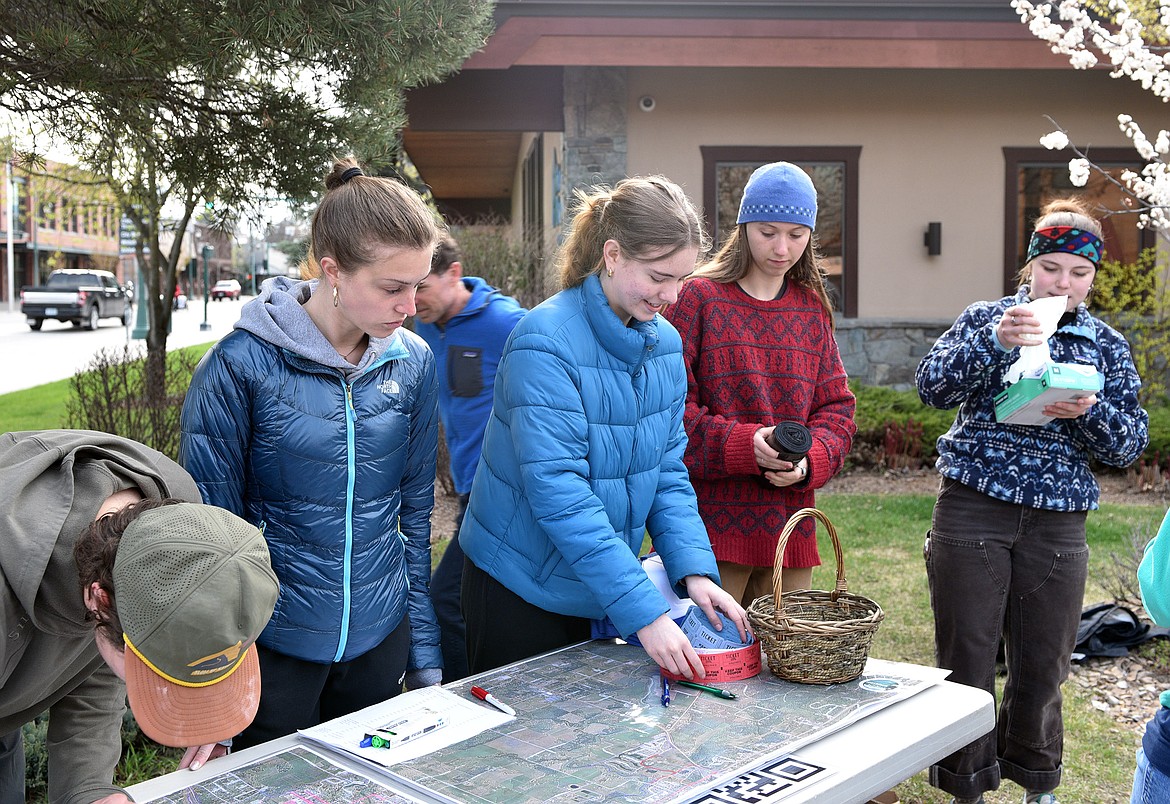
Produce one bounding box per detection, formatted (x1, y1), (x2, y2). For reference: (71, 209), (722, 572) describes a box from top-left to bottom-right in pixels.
(636, 614), (705, 680)
(684, 575), (751, 644)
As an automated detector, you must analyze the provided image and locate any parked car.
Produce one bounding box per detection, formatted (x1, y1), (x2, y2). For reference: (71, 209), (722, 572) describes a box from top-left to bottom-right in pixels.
(20, 269), (132, 331)
(211, 279), (242, 300)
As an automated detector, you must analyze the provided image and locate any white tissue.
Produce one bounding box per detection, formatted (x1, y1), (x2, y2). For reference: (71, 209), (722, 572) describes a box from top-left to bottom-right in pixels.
(1004, 295), (1068, 384)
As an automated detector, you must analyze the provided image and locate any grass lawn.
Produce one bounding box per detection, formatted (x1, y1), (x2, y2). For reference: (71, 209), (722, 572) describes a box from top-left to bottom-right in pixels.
(0, 342), (215, 435)
(0, 377), (74, 432)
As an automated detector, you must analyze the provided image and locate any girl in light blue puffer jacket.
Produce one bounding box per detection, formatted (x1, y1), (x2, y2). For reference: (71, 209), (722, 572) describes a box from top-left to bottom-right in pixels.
(459, 176), (750, 680)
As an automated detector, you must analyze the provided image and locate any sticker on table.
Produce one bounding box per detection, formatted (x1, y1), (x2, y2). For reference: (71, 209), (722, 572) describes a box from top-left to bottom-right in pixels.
(859, 676), (904, 693)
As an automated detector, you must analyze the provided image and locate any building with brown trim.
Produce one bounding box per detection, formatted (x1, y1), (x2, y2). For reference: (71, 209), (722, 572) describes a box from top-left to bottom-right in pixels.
(403, 1), (1164, 383)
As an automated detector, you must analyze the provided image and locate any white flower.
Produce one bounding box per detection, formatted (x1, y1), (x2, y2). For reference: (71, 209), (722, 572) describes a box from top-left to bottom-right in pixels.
(1068, 158), (1091, 187)
(1040, 131), (1070, 150)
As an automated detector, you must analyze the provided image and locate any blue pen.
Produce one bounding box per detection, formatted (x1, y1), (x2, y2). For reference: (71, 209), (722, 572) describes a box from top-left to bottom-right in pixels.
(661, 675), (670, 707)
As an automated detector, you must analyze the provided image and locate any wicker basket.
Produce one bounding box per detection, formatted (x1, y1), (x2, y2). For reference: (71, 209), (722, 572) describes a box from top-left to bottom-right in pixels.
(746, 507), (884, 685)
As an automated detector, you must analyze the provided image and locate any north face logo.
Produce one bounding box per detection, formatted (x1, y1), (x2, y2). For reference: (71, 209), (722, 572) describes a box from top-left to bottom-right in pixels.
(378, 379), (400, 394)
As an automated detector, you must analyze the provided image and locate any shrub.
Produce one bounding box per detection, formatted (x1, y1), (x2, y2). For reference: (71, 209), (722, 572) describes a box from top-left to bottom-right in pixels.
(448, 217), (549, 311)
(1092, 247), (1170, 407)
(850, 382), (1170, 477)
(1143, 400), (1170, 466)
(849, 382), (954, 469)
(65, 346), (202, 461)
(1099, 527), (1148, 607)
(22, 716), (48, 802)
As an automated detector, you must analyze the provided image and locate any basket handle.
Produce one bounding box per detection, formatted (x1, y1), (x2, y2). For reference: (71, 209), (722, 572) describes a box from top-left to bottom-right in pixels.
(769, 507), (849, 607)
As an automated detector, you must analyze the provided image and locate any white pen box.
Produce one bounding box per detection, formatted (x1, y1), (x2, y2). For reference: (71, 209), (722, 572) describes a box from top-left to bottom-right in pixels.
(994, 362), (1103, 426)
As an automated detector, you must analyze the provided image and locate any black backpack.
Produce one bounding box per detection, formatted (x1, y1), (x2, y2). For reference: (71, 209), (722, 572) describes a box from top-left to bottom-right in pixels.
(1072, 602), (1170, 661)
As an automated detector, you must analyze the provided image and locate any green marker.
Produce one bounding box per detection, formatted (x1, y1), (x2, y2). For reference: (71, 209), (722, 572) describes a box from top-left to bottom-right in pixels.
(676, 680), (737, 699)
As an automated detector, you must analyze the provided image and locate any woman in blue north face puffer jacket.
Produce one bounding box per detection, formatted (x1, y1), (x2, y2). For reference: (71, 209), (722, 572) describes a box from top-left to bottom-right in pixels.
(459, 176), (750, 680)
(180, 156), (443, 750)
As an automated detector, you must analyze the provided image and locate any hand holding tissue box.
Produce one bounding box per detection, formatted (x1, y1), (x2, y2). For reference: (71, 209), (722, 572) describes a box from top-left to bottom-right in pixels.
(994, 363), (1103, 425)
(993, 295), (1103, 426)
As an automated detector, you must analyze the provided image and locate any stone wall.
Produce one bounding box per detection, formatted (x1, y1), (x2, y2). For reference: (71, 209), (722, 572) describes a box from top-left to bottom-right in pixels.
(563, 67), (628, 193)
(835, 318), (952, 390)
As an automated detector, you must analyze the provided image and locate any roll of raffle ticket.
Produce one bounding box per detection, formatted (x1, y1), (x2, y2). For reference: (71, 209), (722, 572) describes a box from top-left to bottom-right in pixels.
(659, 605), (761, 682)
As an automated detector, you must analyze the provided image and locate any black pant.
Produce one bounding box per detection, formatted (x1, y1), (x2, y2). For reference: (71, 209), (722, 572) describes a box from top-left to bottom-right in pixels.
(461, 557), (591, 675)
(926, 478), (1088, 798)
(431, 493), (470, 683)
(234, 616), (412, 751)
(0, 730), (22, 804)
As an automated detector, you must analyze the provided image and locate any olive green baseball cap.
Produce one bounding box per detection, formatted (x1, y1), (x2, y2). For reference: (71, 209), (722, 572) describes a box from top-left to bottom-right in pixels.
(113, 503), (278, 747)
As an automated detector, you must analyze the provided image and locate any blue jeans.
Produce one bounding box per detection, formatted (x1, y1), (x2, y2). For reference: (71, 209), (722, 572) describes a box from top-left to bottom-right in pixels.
(1133, 746), (1170, 803)
(925, 478), (1088, 800)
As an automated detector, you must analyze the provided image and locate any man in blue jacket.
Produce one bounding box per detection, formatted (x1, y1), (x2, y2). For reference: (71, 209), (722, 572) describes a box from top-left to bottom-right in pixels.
(414, 235), (527, 682)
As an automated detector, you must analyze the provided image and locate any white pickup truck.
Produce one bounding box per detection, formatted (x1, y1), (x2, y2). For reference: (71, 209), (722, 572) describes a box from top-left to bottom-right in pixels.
(20, 269), (132, 331)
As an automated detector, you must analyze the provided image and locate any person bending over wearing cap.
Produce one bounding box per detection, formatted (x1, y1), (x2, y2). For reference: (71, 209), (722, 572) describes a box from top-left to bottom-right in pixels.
(0, 430), (278, 804)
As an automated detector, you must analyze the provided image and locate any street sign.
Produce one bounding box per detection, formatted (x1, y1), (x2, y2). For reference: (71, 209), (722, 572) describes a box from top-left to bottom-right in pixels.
(119, 215), (138, 256)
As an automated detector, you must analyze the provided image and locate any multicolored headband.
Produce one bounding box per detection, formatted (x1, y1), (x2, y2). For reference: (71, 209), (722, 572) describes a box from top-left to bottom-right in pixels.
(1024, 226), (1103, 267)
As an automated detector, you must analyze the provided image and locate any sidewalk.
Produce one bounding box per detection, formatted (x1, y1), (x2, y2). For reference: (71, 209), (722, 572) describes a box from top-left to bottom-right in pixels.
(0, 296), (245, 395)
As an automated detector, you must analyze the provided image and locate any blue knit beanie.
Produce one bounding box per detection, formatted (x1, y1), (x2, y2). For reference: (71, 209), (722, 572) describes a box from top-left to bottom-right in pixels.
(736, 162), (817, 229)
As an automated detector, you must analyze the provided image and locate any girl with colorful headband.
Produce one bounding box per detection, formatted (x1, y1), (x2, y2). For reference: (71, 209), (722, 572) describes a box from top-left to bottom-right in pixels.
(915, 198), (1149, 804)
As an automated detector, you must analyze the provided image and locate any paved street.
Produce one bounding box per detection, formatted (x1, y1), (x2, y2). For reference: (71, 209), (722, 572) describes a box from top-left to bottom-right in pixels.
(0, 295), (247, 395)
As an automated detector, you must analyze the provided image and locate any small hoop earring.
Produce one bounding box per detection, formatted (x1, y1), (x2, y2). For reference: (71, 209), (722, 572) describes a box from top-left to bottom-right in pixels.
(332, 285), (339, 307)
(606, 268), (614, 278)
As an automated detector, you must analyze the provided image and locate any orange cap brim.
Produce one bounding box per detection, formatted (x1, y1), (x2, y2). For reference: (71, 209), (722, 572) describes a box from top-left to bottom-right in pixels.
(124, 644), (261, 748)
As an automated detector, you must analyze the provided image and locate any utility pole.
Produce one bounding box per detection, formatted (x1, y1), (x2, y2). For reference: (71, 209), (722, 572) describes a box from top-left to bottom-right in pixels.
(5, 158), (14, 312)
(249, 229), (257, 296)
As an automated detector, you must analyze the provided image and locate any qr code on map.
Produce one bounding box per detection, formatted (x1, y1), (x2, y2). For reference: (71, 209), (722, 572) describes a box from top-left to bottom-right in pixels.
(689, 756), (828, 803)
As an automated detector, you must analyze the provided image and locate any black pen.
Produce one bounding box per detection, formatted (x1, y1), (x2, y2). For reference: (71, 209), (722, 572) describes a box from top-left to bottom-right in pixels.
(676, 680), (737, 700)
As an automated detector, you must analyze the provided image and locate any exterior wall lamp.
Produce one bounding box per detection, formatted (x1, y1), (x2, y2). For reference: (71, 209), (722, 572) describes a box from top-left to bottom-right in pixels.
(924, 222), (942, 256)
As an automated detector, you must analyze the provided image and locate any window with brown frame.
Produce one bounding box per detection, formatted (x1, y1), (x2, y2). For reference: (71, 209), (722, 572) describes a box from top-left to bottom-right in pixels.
(1003, 147), (1153, 295)
(701, 146), (860, 317)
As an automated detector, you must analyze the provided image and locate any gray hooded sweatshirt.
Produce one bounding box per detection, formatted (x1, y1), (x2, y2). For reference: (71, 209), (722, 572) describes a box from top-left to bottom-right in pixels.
(0, 430), (199, 804)
(235, 276), (399, 379)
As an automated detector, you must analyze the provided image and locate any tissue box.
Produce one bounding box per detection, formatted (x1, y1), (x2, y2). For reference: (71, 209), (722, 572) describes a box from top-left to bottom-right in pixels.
(994, 363), (1103, 426)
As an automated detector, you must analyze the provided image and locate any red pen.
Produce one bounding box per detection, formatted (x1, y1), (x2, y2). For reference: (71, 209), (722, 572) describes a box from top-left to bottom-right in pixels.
(470, 685), (516, 716)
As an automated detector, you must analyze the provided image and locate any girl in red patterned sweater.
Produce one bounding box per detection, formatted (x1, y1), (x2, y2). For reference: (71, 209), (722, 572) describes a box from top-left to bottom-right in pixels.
(664, 162), (856, 605)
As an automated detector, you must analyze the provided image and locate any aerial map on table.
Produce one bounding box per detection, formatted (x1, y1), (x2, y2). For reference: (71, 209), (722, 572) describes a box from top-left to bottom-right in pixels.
(385, 640), (941, 804)
(143, 745), (418, 804)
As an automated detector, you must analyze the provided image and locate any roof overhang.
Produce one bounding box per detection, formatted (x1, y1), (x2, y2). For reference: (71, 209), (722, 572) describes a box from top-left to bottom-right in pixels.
(405, 1), (1066, 211)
